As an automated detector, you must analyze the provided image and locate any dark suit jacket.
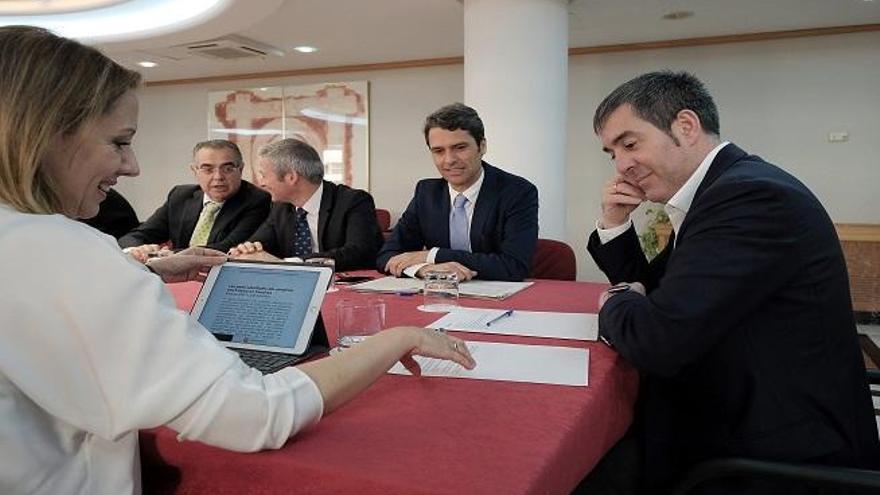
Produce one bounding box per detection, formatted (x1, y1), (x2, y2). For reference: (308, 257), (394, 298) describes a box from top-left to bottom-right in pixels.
(377, 162), (538, 281)
(118, 180), (270, 252)
(588, 143), (880, 493)
(81, 188), (139, 239)
(248, 181), (383, 271)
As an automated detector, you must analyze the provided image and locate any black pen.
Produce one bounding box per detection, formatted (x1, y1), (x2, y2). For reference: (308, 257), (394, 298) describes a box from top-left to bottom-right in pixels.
(485, 309), (514, 326)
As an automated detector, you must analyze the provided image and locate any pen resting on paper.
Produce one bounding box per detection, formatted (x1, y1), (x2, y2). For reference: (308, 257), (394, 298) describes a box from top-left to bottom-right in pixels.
(485, 309), (514, 326)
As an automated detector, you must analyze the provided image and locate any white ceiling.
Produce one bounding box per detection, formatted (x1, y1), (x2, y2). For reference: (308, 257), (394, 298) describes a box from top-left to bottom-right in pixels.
(88, 0), (880, 82)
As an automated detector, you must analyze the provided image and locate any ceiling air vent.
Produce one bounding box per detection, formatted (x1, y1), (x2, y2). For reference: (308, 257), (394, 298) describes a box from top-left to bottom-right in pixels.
(183, 35), (284, 60)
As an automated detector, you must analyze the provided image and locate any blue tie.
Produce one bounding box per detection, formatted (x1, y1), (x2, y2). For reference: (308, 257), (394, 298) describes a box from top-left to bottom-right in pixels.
(449, 194), (470, 252)
(292, 207), (313, 257)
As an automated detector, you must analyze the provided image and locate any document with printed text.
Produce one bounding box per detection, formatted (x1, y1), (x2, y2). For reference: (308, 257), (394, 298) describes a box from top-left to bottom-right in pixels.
(388, 341), (589, 387)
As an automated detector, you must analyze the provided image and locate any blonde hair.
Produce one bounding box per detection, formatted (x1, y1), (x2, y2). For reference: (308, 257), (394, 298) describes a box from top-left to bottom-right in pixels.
(0, 26), (141, 214)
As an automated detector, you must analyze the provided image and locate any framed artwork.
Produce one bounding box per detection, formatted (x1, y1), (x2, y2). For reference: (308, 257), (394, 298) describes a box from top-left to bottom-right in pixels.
(207, 81), (370, 190)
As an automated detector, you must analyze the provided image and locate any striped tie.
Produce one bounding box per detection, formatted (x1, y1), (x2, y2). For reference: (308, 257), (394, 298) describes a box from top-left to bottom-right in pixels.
(189, 201), (220, 247)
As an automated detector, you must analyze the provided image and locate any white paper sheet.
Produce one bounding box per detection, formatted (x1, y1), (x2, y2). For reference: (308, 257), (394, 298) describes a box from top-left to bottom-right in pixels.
(428, 308), (598, 341)
(388, 341), (589, 387)
(350, 276), (422, 294)
(455, 280), (533, 299)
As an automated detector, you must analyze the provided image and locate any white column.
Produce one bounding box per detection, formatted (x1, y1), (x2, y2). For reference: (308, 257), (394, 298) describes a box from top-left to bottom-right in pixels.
(464, 0), (568, 239)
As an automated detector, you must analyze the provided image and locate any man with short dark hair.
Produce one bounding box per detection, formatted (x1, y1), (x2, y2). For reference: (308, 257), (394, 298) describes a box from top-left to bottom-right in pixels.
(377, 103), (539, 281)
(587, 71), (879, 493)
(229, 138), (383, 271)
(119, 139), (270, 261)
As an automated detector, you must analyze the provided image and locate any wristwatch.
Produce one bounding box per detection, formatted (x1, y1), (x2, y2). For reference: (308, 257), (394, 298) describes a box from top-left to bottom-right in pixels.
(607, 282), (631, 294)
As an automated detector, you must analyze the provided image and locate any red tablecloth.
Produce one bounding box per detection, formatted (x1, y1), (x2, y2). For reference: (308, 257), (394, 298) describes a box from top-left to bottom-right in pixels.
(141, 273), (638, 495)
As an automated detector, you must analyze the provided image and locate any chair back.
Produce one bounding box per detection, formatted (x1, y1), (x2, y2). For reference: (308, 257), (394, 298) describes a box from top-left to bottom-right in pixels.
(530, 238), (576, 280)
(375, 209), (391, 232)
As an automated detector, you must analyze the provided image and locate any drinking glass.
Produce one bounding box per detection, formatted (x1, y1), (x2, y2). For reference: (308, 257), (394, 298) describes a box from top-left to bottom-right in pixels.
(418, 269), (459, 312)
(335, 298), (385, 351)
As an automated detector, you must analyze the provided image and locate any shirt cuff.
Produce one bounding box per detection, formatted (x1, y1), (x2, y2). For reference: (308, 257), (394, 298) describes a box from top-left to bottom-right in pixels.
(275, 367), (324, 433)
(426, 247), (439, 264)
(595, 219), (633, 244)
(403, 263), (428, 278)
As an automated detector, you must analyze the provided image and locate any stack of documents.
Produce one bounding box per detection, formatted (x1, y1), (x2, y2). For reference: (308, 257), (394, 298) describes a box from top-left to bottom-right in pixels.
(350, 276), (533, 300)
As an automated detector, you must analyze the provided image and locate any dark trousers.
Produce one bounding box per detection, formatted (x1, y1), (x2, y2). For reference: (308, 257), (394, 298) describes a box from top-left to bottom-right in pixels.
(572, 425), (643, 495)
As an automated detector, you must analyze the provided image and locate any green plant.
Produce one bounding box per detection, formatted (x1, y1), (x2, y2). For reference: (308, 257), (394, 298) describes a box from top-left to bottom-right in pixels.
(638, 207), (670, 260)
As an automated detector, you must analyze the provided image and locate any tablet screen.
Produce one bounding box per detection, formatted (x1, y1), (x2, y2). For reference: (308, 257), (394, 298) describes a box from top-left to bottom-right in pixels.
(192, 262), (331, 353)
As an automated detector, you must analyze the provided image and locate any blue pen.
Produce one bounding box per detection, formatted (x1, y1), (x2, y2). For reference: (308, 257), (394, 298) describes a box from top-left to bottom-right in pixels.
(485, 309), (514, 326)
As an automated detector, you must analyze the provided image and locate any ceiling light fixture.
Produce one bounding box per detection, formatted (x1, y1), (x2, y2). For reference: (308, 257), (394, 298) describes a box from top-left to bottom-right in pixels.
(0, 0), (129, 15)
(662, 11), (694, 20)
(293, 45), (318, 53)
(0, 0), (229, 43)
(137, 60), (157, 67)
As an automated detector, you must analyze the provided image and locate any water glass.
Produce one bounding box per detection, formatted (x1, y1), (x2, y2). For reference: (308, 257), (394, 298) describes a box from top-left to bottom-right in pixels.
(335, 298), (385, 350)
(419, 269), (460, 312)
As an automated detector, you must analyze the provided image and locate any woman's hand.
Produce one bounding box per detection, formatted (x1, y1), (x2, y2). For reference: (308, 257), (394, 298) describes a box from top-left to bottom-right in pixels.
(297, 326), (477, 414)
(125, 243), (161, 263)
(145, 246), (227, 283)
(396, 327), (476, 376)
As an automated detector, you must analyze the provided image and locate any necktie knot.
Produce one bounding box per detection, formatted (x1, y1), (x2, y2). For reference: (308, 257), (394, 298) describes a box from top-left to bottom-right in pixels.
(454, 194), (467, 209)
(296, 207), (308, 218)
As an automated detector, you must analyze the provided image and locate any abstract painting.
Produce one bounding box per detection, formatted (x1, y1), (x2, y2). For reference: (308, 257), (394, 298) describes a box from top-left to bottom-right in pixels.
(208, 81), (369, 190)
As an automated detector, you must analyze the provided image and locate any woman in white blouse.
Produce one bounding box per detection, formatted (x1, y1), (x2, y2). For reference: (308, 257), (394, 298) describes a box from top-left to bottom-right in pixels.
(0, 26), (475, 495)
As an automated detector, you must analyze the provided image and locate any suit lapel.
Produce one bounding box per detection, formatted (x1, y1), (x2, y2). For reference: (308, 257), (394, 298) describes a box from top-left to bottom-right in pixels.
(431, 180), (452, 247)
(208, 182), (246, 243)
(277, 203), (297, 255)
(469, 163), (496, 251)
(677, 143), (748, 243)
(691, 143), (747, 205)
(180, 189), (204, 245)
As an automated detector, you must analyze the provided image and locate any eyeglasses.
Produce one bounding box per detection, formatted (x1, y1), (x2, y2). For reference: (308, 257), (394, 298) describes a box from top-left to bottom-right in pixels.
(195, 163), (241, 175)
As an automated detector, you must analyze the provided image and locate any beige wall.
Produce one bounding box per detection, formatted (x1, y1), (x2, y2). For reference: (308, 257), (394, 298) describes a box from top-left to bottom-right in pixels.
(122, 31), (880, 281)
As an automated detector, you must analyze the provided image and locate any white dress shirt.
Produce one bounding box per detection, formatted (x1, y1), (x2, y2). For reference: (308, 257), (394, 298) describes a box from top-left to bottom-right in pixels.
(299, 184), (323, 252)
(201, 194), (225, 210)
(404, 168), (485, 277)
(0, 204), (324, 494)
(596, 142), (729, 246)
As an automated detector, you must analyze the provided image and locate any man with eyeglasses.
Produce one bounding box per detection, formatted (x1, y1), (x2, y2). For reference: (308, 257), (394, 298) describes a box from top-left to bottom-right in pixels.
(119, 139), (270, 261)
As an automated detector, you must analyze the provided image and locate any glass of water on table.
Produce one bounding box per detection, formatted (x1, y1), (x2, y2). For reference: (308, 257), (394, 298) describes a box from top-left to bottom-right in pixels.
(418, 269), (460, 312)
(334, 298), (386, 352)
